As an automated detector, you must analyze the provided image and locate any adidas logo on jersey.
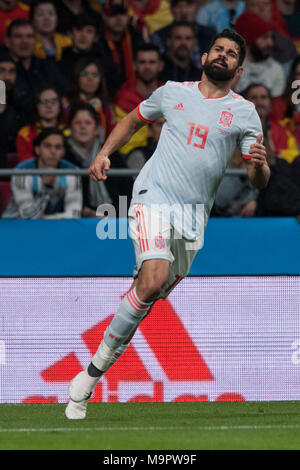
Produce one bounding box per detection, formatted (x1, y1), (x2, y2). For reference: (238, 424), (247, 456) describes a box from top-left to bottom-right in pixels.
(174, 103), (184, 110)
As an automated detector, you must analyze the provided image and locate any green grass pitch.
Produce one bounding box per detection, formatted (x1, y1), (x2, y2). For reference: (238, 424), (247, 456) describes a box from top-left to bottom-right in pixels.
(1, 401), (300, 450)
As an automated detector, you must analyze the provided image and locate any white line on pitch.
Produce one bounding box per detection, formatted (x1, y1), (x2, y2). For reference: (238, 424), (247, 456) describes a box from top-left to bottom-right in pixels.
(1, 424), (300, 433)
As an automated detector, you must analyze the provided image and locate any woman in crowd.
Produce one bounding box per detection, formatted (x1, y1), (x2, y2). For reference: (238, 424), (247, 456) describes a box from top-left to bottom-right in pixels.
(66, 102), (112, 217)
(31, 0), (72, 61)
(16, 85), (69, 163)
(63, 56), (114, 146)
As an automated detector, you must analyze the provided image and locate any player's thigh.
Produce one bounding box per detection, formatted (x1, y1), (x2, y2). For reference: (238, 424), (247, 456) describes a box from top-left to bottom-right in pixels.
(129, 203), (174, 276)
(159, 236), (200, 299)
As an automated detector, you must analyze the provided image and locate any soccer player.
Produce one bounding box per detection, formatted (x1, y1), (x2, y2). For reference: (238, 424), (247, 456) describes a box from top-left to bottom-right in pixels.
(65, 28), (270, 419)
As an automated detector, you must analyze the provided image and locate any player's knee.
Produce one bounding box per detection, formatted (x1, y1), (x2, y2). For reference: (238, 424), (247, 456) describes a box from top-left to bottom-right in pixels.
(137, 272), (168, 302)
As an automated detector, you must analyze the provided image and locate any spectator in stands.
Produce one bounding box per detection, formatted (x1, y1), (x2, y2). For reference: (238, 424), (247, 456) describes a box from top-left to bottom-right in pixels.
(4, 19), (67, 111)
(59, 13), (101, 82)
(0, 50), (20, 170)
(213, 83), (275, 218)
(127, 0), (174, 40)
(243, 0), (297, 68)
(55, 0), (102, 35)
(234, 12), (285, 97)
(16, 84), (69, 163)
(0, 0), (29, 43)
(66, 103), (112, 217)
(151, 0), (216, 70)
(63, 56), (113, 146)
(114, 43), (163, 155)
(2, 128), (83, 219)
(98, 0), (145, 98)
(158, 21), (202, 82)
(196, 0), (245, 32)
(244, 83), (275, 162)
(271, 54), (300, 120)
(276, 0), (300, 52)
(244, 81), (300, 216)
(30, 0), (72, 61)
(246, 80), (300, 163)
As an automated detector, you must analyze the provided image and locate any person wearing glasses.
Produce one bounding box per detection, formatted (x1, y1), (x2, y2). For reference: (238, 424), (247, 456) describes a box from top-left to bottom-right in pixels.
(16, 84), (69, 163)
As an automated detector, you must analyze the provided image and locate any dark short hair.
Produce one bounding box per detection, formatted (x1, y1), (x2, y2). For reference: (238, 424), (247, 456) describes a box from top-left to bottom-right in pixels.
(68, 102), (99, 126)
(134, 43), (161, 60)
(243, 82), (272, 100)
(208, 29), (246, 66)
(168, 21), (196, 38)
(6, 18), (34, 37)
(33, 127), (66, 150)
(72, 12), (100, 31)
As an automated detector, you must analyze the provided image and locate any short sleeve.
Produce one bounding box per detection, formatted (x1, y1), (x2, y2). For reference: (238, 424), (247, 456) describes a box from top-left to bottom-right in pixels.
(239, 107), (263, 160)
(137, 85), (165, 123)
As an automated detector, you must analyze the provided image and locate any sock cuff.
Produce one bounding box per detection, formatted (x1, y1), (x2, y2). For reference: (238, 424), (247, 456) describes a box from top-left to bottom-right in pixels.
(126, 287), (152, 313)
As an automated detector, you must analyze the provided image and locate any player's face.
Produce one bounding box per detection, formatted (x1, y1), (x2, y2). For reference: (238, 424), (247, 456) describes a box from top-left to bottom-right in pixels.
(72, 26), (98, 52)
(246, 85), (271, 120)
(36, 134), (65, 168)
(202, 38), (241, 82)
(135, 51), (162, 84)
(71, 110), (98, 145)
(0, 61), (16, 90)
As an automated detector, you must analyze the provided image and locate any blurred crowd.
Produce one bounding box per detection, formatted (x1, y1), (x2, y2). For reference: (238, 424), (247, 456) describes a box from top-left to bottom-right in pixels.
(0, 0), (299, 219)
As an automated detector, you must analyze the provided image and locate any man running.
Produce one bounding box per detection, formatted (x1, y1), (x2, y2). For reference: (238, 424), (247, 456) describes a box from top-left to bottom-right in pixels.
(65, 29), (270, 419)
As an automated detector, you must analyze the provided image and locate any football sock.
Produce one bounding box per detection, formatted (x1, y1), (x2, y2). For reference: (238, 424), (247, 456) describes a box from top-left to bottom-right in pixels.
(103, 287), (152, 349)
(89, 288), (152, 373)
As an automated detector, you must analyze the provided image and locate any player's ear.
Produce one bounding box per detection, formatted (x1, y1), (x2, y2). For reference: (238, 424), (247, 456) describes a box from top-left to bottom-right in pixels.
(201, 53), (207, 67)
(232, 66), (243, 89)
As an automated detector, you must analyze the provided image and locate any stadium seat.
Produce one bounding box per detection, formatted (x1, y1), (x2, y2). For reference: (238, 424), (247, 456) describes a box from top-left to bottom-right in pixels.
(0, 182), (12, 215)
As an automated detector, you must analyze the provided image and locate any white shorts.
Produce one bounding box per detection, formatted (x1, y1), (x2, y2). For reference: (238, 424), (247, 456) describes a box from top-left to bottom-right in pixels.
(128, 203), (201, 299)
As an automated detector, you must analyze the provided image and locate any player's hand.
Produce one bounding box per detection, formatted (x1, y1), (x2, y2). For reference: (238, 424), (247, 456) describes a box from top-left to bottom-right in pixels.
(88, 154), (111, 181)
(249, 134), (267, 167)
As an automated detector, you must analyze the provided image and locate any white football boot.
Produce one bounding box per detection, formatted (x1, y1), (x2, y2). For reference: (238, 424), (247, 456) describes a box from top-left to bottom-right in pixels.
(65, 370), (99, 419)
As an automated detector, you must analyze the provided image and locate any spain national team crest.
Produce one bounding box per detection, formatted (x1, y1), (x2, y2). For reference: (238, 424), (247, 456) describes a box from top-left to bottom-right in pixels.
(219, 110), (234, 128)
(155, 232), (165, 249)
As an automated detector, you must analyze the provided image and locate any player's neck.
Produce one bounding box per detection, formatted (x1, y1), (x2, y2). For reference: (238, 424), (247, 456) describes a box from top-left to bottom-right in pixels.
(198, 77), (231, 98)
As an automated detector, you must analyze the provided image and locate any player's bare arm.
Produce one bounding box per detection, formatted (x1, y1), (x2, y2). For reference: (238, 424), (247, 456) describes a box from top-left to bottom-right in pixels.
(245, 133), (270, 189)
(88, 108), (146, 182)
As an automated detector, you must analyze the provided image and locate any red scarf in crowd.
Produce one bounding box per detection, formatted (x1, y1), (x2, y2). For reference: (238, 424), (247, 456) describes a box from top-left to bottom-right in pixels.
(104, 28), (135, 81)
